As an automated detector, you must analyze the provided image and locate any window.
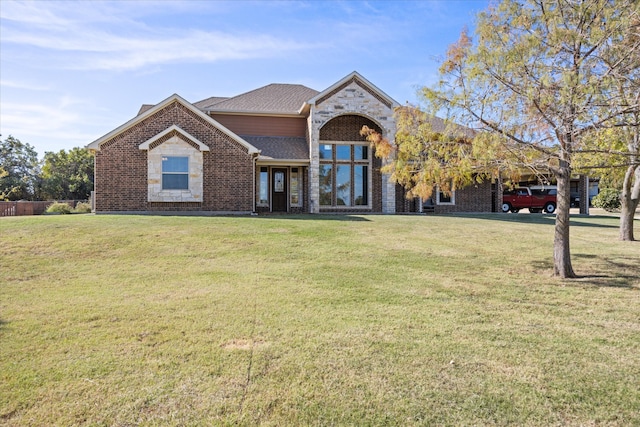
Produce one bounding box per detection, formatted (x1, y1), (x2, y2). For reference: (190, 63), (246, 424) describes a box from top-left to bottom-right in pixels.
(319, 143), (370, 207)
(336, 165), (351, 206)
(258, 167), (268, 205)
(290, 168), (301, 206)
(354, 146), (368, 160)
(274, 171), (285, 193)
(143, 134), (204, 203)
(437, 183), (455, 205)
(438, 191), (452, 204)
(354, 165), (368, 205)
(319, 164), (333, 205)
(162, 156), (188, 190)
(320, 144), (332, 160)
(336, 145), (350, 160)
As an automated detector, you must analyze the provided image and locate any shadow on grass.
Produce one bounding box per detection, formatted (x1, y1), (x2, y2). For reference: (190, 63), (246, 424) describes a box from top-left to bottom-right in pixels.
(531, 255), (639, 289)
(253, 214), (371, 222)
(574, 254), (640, 289)
(568, 275), (640, 289)
(443, 212), (621, 229)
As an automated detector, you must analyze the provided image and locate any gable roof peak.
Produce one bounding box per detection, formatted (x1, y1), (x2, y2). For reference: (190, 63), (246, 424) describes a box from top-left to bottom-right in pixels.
(307, 71), (399, 109)
(87, 93), (259, 155)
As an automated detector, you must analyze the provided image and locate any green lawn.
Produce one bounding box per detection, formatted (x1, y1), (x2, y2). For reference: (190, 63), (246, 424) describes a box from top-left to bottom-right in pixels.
(1, 213), (639, 426)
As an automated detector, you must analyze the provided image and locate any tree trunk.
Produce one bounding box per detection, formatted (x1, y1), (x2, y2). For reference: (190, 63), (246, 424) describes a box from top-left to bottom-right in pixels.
(619, 165), (640, 241)
(554, 162), (576, 278)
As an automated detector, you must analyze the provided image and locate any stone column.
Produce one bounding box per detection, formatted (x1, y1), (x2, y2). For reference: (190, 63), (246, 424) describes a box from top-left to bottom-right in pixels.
(381, 160), (396, 214)
(308, 112), (320, 214)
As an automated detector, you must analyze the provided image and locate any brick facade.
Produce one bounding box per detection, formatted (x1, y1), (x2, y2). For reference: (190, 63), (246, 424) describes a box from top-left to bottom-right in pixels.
(94, 100), (254, 212)
(90, 72), (496, 215)
(395, 180), (495, 214)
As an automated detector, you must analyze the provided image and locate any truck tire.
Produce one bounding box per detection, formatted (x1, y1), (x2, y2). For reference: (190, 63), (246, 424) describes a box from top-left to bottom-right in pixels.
(544, 202), (556, 214)
(501, 202), (512, 213)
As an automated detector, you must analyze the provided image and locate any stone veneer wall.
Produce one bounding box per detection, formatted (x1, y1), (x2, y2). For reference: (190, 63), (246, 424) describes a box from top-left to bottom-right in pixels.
(146, 136), (204, 203)
(308, 80), (396, 213)
(94, 101), (254, 212)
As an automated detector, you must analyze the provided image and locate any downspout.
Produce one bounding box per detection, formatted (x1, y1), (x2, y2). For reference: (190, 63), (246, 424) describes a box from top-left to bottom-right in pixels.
(252, 152), (260, 215)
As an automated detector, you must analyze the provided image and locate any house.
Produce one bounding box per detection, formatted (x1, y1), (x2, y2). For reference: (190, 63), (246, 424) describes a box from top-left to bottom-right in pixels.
(87, 71), (496, 214)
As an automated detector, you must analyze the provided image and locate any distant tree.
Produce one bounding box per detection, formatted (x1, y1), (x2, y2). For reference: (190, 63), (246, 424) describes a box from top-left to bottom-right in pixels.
(418, 0), (639, 277)
(592, 188), (622, 212)
(0, 135), (41, 201)
(602, 11), (640, 241)
(575, 10), (640, 241)
(578, 125), (640, 240)
(41, 147), (94, 200)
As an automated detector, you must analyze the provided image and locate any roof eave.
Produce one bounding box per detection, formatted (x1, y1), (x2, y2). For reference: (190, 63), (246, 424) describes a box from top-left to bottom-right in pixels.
(256, 157), (310, 166)
(86, 94), (260, 155)
(205, 109), (305, 118)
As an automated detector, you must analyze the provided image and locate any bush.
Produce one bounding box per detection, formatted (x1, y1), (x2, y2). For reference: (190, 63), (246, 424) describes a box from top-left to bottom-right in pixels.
(592, 188), (621, 212)
(45, 202), (72, 214)
(73, 202), (92, 213)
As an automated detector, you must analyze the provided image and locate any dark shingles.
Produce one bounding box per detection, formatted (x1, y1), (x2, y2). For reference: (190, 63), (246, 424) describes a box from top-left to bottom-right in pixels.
(193, 96), (229, 110)
(241, 136), (309, 160)
(205, 84), (319, 115)
(137, 104), (155, 115)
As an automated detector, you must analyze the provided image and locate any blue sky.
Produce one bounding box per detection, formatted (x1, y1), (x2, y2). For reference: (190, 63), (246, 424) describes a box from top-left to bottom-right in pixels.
(0, 0), (488, 156)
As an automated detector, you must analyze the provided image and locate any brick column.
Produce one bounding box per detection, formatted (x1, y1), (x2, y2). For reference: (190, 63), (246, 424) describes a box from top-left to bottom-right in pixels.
(579, 174), (589, 215)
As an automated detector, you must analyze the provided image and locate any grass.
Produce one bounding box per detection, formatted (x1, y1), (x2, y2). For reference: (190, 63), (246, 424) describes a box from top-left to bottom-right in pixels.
(1, 213), (639, 426)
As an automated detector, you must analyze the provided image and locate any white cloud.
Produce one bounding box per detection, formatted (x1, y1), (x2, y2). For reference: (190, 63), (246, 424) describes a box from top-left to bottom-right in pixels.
(0, 80), (51, 91)
(1, 0), (321, 72)
(0, 98), (101, 152)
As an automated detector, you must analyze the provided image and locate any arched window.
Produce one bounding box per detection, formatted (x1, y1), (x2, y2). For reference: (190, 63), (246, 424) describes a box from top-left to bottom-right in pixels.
(318, 115), (380, 208)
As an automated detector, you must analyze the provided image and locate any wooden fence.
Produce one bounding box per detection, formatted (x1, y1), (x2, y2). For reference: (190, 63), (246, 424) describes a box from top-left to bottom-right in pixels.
(0, 201), (83, 217)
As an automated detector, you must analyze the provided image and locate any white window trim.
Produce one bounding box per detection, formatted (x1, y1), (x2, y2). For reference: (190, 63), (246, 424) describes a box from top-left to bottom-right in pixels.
(436, 186), (456, 205)
(257, 167), (269, 207)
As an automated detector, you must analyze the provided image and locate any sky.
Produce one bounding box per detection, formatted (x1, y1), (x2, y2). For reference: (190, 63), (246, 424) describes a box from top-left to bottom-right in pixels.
(0, 0), (489, 157)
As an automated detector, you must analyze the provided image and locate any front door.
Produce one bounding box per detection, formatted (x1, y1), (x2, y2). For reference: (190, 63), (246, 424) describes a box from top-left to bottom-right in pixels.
(271, 168), (287, 212)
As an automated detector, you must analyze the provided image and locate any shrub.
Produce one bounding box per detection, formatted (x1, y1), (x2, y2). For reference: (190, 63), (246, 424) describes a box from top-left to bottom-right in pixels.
(592, 188), (621, 212)
(45, 202), (72, 215)
(73, 202), (92, 213)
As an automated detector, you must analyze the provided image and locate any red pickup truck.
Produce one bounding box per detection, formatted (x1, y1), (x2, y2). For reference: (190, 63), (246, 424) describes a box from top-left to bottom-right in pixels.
(502, 187), (557, 214)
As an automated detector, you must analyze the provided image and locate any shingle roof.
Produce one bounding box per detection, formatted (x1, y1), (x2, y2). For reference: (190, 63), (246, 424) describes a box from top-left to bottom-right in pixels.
(193, 96), (229, 110)
(204, 84), (319, 115)
(241, 135), (309, 160)
(137, 104), (155, 115)
(396, 106), (476, 139)
(427, 115), (476, 139)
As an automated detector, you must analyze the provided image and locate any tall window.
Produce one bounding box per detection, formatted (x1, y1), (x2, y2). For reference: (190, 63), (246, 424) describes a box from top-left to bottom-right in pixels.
(319, 164), (333, 205)
(162, 156), (189, 190)
(319, 144), (369, 207)
(290, 168), (301, 206)
(258, 167), (268, 205)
